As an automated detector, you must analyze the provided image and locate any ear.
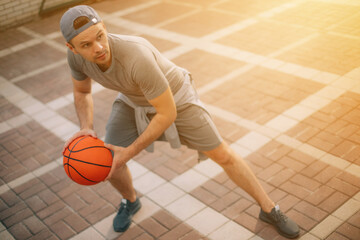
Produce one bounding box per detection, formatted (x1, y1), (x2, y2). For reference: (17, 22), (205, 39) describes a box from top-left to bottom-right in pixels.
(66, 42), (78, 54)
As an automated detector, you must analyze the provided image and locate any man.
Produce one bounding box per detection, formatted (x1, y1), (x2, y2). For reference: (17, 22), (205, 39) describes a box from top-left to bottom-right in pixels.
(60, 5), (300, 238)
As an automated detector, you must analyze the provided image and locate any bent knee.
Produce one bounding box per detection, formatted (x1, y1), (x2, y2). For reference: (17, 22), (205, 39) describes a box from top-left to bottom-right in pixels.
(203, 142), (235, 166)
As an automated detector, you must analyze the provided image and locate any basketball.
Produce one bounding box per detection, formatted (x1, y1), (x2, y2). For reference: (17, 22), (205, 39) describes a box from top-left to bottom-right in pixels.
(63, 136), (113, 185)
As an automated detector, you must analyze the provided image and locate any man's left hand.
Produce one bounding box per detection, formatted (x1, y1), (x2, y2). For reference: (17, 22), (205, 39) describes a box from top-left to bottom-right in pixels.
(104, 143), (133, 180)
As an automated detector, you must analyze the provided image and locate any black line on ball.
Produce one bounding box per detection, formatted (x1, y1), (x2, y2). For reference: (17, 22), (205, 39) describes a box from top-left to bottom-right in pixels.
(67, 136), (89, 179)
(64, 163), (99, 183)
(68, 145), (110, 153)
(63, 155), (112, 168)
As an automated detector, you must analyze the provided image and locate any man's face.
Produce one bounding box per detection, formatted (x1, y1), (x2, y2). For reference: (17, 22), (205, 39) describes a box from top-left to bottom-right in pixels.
(67, 22), (111, 67)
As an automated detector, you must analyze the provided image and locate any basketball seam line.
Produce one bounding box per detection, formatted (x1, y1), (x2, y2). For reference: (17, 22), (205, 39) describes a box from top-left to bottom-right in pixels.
(62, 155), (112, 168)
(63, 163), (99, 183)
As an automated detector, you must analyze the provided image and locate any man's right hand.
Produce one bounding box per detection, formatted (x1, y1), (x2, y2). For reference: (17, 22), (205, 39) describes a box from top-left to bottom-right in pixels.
(62, 129), (97, 154)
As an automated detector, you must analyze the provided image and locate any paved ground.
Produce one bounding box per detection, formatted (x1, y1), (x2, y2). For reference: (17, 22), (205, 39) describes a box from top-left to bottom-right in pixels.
(1, 0), (360, 239)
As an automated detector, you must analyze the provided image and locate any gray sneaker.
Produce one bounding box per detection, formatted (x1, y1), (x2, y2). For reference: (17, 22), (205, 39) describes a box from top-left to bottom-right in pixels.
(113, 198), (142, 232)
(259, 205), (300, 239)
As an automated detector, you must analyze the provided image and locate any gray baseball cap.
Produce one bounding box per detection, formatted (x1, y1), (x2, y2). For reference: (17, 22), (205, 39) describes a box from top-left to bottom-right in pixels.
(60, 5), (101, 42)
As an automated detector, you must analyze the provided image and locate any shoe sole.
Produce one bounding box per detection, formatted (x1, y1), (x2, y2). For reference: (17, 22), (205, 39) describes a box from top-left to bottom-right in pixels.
(259, 213), (299, 239)
(115, 202), (142, 232)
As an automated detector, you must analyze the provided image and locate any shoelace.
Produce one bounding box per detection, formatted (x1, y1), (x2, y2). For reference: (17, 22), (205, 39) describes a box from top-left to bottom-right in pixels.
(271, 209), (288, 224)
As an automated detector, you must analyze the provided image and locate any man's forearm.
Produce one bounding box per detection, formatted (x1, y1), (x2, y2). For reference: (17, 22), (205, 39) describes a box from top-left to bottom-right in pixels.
(74, 91), (94, 130)
(128, 112), (176, 159)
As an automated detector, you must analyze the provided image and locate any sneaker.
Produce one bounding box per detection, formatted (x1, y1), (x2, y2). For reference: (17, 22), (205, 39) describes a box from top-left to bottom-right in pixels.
(259, 205), (300, 239)
(113, 198), (142, 232)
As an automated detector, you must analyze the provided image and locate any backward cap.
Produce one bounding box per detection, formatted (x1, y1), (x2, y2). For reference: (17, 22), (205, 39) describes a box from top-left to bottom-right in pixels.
(60, 5), (101, 42)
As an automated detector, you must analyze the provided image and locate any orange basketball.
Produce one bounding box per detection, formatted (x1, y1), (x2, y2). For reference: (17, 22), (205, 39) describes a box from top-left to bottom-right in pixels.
(63, 136), (113, 185)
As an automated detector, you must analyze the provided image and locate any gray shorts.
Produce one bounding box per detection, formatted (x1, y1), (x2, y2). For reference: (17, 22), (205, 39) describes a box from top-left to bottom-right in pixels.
(105, 99), (223, 159)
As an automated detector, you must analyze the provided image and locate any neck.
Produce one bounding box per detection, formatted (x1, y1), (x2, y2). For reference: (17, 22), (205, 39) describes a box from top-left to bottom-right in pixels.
(97, 50), (112, 72)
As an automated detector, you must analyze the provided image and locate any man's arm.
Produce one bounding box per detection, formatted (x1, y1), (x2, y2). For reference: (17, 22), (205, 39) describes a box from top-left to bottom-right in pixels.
(130, 85), (177, 156)
(62, 77), (97, 152)
(72, 76), (94, 130)
(105, 86), (177, 179)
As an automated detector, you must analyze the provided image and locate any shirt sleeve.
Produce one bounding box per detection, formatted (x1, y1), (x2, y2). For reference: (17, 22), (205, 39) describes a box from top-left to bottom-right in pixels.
(131, 46), (169, 101)
(67, 49), (88, 81)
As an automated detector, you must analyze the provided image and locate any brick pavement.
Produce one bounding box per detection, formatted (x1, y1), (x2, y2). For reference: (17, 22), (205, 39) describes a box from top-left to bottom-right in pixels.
(1, 0), (360, 239)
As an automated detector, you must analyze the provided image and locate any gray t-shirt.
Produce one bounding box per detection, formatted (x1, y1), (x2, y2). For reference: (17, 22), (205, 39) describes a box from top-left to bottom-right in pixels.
(67, 34), (185, 106)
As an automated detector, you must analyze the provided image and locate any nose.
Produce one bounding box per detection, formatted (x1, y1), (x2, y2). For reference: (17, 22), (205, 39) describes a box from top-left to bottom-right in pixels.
(94, 42), (103, 53)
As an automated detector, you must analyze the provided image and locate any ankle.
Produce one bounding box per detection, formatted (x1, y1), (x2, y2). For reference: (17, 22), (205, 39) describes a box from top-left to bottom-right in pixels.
(261, 202), (275, 213)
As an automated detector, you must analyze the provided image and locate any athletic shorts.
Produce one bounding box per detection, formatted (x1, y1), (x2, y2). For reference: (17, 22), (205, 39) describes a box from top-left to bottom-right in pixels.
(104, 99), (223, 160)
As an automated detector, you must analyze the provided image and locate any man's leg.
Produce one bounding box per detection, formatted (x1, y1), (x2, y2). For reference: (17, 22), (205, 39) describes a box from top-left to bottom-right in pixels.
(105, 99), (141, 232)
(203, 142), (275, 212)
(203, 141), (299, 238)
(109, 164), (137, 202)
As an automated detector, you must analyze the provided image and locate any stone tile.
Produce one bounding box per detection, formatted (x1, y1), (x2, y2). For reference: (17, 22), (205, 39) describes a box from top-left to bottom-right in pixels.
(172, 0), (219, 7)
(272, 1), (360, 30)
(325, 232), (350, 240)
(92, 213), (120, 240)
(265, 115), (298, 133)
(277, 194), (300, 213)
(0, 43), (66, 80)
(293, 201), (327, 222)
(147, 182), (185, 207)
(0, 230), (15, 240)
(214, 0), (288, 17)
(186, 207), (228, 236)
(190, 186), (218, 206)
(0, 96), (23, 122)
(158, 223), (192, 240)
(0, 28), (33, 51)
(140, 34), (180, 53)
(290, 174), (321, 192)
(152, 210), (181, 230)
(326, 177), (359, 197)
(193, 160), (223, 179)
(333, 198), (360, 221)
(162, 9), (244, 38)
(166, 195), (206, 221)
(209, 220), (254, 240)
(23, 10), (65, 35)
(305, 185), (335, 206)
(348, 210), (360, 228)
(123, 2), (195, 26)
(116, 225), (144, 240)
(70, 226), (105, 240)
(8, 223), (32, 240)
(172, 49), (246, 88)
(202, 179), (231, 197)
(139, 217), (168, 238)
(336, 222), (360, 240)
(133, 197), (161, 224)
(310, 215), (343, 240)
(133, 171), (166, 194)
(210, 191), (241, 212)
(216, 20), (314, 55)
(233, 212), (266, 234)
(286, 209), (317, 231)
(91, 0), (151, 13)
(257, 163), (283, 181)
(277, 33), (360, 75)
(128, 160), (149, 180)
(318, 192), (349, 213)
(171, 169), (208, 193)
(333, 12), (360, 37)
(280, 181), (312, 200)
